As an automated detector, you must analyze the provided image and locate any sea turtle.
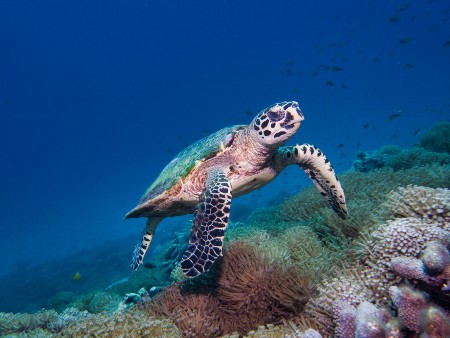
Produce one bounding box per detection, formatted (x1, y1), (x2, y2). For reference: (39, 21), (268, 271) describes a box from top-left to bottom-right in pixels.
(125, 101), (347, 277)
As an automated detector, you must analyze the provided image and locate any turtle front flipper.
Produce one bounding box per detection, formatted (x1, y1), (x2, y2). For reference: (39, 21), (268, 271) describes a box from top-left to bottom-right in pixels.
(131, 217), (163, 270)
(180, 168), (232, 277)
(275, 144), (348, 219)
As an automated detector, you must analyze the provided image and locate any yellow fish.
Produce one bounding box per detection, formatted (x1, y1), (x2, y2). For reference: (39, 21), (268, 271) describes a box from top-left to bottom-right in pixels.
(72, 272), (81, 281)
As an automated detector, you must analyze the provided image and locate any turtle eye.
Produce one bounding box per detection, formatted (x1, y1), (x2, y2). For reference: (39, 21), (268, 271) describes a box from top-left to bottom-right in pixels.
(266, 109), (285, 122)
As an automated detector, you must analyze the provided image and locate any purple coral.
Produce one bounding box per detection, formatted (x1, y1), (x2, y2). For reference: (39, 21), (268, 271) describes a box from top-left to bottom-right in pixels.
(355, 302), (387, 338)
(390, 238), (450, 290)
(389, 285), (428, 333)
(333, 300), (357, 338)
(419, 306), (450, 338)
(390, 256), (444, 287)
(422, 241), (450, 276)
(333, 300), (393, 338)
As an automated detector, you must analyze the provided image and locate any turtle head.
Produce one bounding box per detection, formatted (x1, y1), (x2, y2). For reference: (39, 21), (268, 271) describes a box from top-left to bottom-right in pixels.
(250, 101), (304, 147)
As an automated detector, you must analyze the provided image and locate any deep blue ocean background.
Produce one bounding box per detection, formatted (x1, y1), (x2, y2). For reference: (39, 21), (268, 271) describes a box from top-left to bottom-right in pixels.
(0, 0), (449, 312)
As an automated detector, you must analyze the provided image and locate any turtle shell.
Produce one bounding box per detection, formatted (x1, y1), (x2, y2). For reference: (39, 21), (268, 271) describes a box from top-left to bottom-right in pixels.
(138, 125), (245, 205)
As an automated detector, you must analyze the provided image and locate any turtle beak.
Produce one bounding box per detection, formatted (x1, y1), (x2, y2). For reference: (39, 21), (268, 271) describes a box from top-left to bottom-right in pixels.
(281, 105), (304, 129)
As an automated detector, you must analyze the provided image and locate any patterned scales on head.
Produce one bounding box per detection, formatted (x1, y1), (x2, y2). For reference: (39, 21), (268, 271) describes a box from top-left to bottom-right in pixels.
(125, 101), (348, 277)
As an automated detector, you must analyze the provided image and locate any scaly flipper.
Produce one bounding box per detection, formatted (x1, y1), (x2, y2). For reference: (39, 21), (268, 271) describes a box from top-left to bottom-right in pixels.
(275, 144), (348, 218)
(180, 168), (232, 277)
(131, 216), (163, 270)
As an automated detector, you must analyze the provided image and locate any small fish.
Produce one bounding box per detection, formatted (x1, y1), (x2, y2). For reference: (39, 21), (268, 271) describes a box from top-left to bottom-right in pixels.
(413, 129), (420, 136)
(326, 80), (335, 87)
(337, 143), (344, 148)
(143, 262), (156, 269)
(357, 142), (361, 147)
(397, 3), (410, 12)
(373, 56), (380, 63)
(340, 152), (344, 158)
(363, 123), (369, 129)
(245, 111), (253, 116)
(331, 66), (343, 72)
(388, 15), (399, 23)
(293, 88), (300, 93)
(445, 41), (450, 48)
(391, 134), (398, 139)
(72, 272), (81, 281)
(399, 38), (412, 45)
(388, 113), (402, 121)
(403, 63), (415, 69)
(346, 135), (351, 139)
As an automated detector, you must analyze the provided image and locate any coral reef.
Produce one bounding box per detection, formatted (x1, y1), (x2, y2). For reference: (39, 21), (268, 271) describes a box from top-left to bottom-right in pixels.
(60, 307), (181, 337)
(379, 185), (450, 224)
(148, 241), (312, 337)
(417, 121), (450, 153)
(46, 292), (77, 313)
(48, 307), (91, 333)
(359, 217), (448, 302)
(353, 120), (450, 173)
(303, 268), (372, 335)
(216, 242), (311, 334)
(389, 285), (450, 335)
(0, 309), (57, 335)
(302, 185), (450, 336)
(149, 285), (225, 338)
(2, 133), (450, 338)
(333, 300), (398, 338)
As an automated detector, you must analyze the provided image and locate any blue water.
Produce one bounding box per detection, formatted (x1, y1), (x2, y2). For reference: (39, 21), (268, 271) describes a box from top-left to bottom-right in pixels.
(0, 0), (449, 310)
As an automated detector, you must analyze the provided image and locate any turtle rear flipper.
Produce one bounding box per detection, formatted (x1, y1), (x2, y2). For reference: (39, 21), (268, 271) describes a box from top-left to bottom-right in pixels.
(131, 217), (163, 270)
(276, 144), (348, 219)
(180, 168), (232, 277)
